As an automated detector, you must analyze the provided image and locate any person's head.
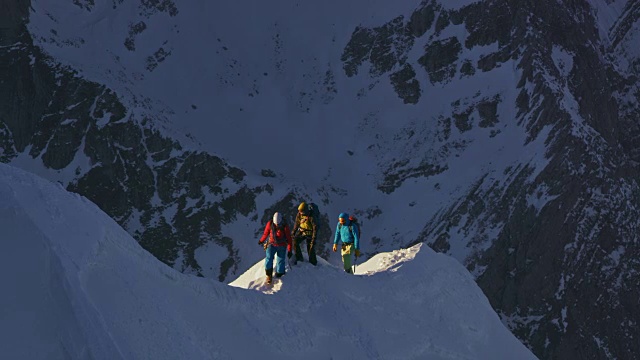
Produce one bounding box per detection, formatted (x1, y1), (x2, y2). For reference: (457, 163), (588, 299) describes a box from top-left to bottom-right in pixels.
(338, 212), (349, 225)
(298, 202), (308, 215)
(273, 212), (283, 227)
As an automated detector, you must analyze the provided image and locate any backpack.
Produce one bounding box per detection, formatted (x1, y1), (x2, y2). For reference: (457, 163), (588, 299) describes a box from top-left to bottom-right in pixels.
(339, 215), (361, 238)
(307, 202), (320, 224)
(267, 219), (288, 248)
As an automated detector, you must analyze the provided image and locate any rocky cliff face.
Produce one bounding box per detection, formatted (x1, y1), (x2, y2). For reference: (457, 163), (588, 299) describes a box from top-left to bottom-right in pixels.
(341, 0), (640, 358)
(2, 0), (639, 359)
(0, 0), (331, 281)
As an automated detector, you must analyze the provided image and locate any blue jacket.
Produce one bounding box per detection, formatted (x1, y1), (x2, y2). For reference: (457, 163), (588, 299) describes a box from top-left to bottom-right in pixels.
(334, 219), (359, 250)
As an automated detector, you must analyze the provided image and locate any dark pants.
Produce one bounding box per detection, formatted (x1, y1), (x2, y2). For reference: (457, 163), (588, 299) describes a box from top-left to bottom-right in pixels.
(294, 235), (317, 265)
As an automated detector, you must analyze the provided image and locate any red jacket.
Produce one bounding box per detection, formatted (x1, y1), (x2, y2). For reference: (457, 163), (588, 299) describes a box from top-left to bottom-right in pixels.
(259, 221), (293, 252)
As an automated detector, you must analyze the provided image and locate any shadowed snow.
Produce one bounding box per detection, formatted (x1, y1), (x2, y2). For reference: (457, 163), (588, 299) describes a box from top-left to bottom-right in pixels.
(0, 163), (535, 359)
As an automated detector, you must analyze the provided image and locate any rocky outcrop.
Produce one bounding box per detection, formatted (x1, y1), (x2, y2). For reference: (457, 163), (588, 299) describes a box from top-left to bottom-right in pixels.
(0, 0), (335, 282)
(342, 0), (640, 358)
(389, 64), (421, 104)
(418, 37), (462, 84)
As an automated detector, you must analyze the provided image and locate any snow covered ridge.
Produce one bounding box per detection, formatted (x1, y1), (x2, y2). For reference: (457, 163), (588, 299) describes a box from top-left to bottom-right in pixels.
(0, 163), (535, 360)
(9, 0), (640, 358)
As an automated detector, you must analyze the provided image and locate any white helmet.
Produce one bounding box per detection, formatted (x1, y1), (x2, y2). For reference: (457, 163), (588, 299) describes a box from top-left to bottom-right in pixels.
(273, 212), (282, 226)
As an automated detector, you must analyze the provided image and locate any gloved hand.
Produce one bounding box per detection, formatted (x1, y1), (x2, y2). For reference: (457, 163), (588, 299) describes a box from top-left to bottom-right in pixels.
(258, 240), (263, 246)
(355, 249), (361, 257)
(332, 244), (337, 252)
(287, 251), (293, 259)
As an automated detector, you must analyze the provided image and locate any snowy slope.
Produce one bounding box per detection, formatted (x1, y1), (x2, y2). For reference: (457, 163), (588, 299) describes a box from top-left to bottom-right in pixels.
(7, 0), (640, 358)
(0, 162), (535, 360)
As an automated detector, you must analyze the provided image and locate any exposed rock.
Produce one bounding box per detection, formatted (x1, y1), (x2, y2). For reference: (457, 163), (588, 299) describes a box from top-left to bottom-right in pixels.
(341, 0), (640, 358)
(452, 106), (473, 133)
(72, 0), (95, 11)
(418, 37), (462, 84)
(407, 0), (437, 37)
(0, 3), (264, 281)
(477, 97), (500, 128)
(389, 64), (421, 104)
(140, 0), (178, 17)
(341, 16), (414, 78)
(125, 21), (147, 51)
(460, 59), (475, 77)
(378, 160), (447, 194)
(146, 47), (172, 72)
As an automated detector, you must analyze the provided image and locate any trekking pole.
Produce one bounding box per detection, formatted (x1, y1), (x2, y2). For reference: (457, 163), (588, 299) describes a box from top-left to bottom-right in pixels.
(352, 255), (358, 274)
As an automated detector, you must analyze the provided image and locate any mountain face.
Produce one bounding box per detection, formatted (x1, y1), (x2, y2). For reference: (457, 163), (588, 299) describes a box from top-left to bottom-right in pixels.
(0, 162), (536, 360)
(1, 0), (639, 359)
(373, 1), (640, 358)
(0, 0), (335, 282)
